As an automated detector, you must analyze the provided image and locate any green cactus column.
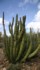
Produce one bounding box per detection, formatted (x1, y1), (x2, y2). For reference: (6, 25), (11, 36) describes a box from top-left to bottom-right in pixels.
(28, 44), (40, 58)
(21, 28), (32, 62)
(16, 16), (26, 62)
(13, 15), (19, 62)
(2, 12), (9, 59)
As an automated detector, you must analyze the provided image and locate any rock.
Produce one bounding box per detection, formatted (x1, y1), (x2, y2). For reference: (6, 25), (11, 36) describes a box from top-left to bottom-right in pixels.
(3, 68), (6, 70)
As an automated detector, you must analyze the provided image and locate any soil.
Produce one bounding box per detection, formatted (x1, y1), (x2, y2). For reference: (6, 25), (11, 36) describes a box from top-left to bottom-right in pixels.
(0, 48), (40, 70)
(0, 48), (9, 70)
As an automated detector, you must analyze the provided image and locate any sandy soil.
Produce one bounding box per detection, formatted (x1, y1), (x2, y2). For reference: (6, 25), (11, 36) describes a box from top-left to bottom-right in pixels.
(0, 48), (9, 70)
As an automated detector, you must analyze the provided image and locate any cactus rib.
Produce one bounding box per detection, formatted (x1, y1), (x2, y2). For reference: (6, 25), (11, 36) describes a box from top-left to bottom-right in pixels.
(21, 43), (32, 62)
(28, 44), (40, 58)
(16, 36), (25, 61)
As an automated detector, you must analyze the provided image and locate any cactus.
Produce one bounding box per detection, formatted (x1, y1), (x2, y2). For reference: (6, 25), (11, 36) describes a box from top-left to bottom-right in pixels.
(2, 12), (40, 63)
(21, 42), (32, 62)
(16, 36), (25, 61)
(2, 12), (8, 56)
(28, 44), (40, 58)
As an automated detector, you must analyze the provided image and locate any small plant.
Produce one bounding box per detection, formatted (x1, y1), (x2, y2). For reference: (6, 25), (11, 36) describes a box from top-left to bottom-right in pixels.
(2, 12), (40, 63)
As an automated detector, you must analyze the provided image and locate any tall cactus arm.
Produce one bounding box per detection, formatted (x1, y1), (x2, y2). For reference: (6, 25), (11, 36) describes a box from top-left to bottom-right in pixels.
(19, 18), (23, 32)
(9, 22), (14, 40)
(9, 37), (13, 62)
(12, 17), (14, 42)
(14, 14), (18, 40)
(15, 17), (26, 60)
(22, 16), (26, 28)
(19, 16), (26, 32)
(12, 17), (14, 27)
(2, 12), (8, 55)
(9, 23), (13, 35)
(37, 30), (40, 45)
(20, 28), (32, 62)
(18, 16), (26, 44)
(5, 37), (10, 60)
(16, 36), (25, 61)
(15, 21), (20, 58)
(9, 17), (14, 36)
(18, 28), (25, 43)
(13, 15), (19, 61)
(21, 43), (32, 62)
(28, 44), (40, 58)
(2, 12), (8, 58)
(9, 22), (14, 62)
(12, 17), (14, 38)
(2, 12), (6, 36)
(6, 37), (10, 60)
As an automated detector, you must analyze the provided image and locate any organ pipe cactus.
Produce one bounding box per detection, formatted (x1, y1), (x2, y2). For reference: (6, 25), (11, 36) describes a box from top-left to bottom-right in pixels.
(2, 12), (40, 63)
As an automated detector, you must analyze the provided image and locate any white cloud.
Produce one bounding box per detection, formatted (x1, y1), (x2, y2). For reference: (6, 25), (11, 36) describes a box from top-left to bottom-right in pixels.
(38, 3), (40, 9)
(6, 31), (11, 36)
(34, 10), (40, 22)
(26, 22), (40, 29)
(0, 24), (3, 29)
(26, 10), (40, 32)
(0, 18), (2, 24)
(0, 17), (9, 25)
(19, 0), (38, 7)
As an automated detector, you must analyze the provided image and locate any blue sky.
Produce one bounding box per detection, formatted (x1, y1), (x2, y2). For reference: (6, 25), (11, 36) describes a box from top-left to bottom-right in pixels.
(0, 0), (40, 35)
(0, 0), (39, 21)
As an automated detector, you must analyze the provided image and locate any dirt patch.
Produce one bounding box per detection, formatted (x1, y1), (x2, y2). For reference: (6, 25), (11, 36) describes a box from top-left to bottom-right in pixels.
(0, 48), (9, 70)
